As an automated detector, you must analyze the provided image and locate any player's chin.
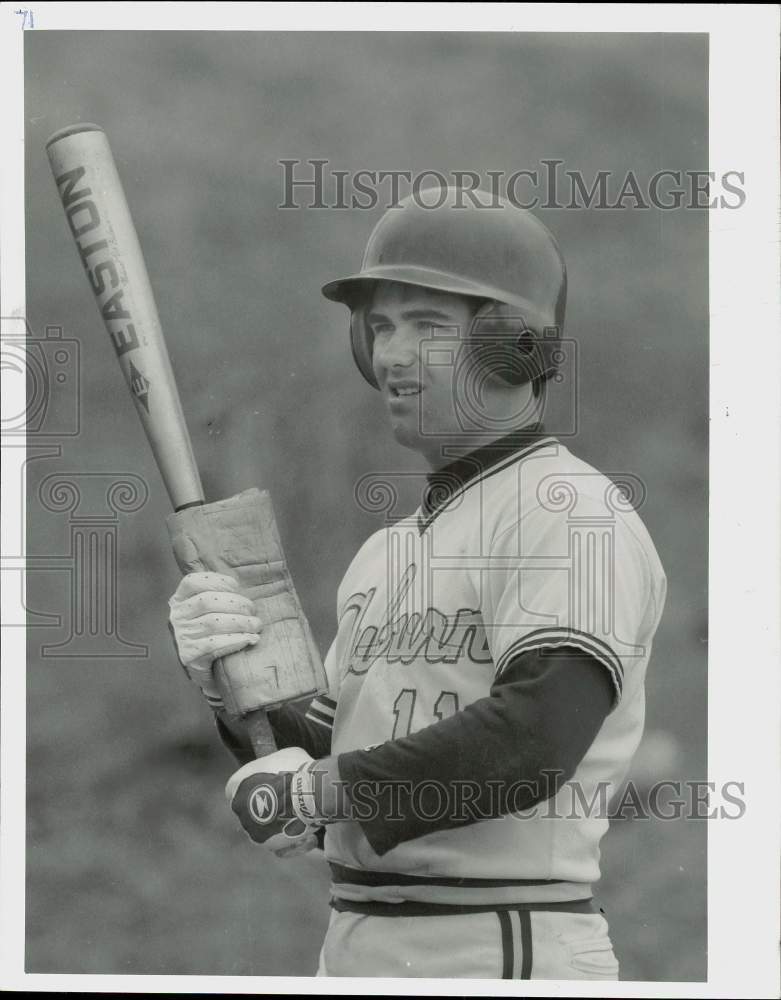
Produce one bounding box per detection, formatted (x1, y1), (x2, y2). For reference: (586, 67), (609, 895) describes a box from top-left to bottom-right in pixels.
(388, 417), (426, 452)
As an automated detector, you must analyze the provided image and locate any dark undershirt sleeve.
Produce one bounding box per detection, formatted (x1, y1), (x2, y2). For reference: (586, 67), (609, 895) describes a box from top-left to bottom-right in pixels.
(336, 646), (614, 857)
(214, 696), (332, 766)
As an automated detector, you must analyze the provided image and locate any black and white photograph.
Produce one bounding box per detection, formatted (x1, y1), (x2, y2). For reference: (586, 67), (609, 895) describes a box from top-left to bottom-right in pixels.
(1, 4), (779, 995)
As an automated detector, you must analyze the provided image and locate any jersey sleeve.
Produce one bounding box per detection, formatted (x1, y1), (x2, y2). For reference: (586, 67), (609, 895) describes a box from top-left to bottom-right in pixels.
(302, 538), (378, 736)
(336, 645), (613, 855)
(303, 632), (340, 735)
(476, 496), (663, 706)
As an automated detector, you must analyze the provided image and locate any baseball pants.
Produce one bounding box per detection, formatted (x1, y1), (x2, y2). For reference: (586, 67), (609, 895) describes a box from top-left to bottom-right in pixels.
(316, 900), (619, 980)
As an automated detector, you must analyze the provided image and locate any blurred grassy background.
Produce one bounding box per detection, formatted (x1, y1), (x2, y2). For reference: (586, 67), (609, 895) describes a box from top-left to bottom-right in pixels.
(24, 32), (707, 980)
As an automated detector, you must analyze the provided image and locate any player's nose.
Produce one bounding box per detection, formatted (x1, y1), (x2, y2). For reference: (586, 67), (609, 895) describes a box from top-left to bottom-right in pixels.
(374, 326), (419, 375)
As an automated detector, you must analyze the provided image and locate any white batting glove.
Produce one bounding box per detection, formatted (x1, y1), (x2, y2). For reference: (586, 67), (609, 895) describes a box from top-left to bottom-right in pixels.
(168, 572), (261, 710)
(225, 747), (323, 859)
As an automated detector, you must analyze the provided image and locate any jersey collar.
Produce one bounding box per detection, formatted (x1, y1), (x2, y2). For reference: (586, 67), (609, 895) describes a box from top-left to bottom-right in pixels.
(418, 423), (557, 532)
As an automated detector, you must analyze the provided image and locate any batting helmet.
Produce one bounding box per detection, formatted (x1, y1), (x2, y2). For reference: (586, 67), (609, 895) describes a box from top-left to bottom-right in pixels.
(321, 187), (567, 390)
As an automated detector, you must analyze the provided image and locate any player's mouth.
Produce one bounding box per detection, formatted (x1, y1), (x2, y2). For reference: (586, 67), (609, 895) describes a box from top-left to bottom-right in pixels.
(387, 380), (423, 400)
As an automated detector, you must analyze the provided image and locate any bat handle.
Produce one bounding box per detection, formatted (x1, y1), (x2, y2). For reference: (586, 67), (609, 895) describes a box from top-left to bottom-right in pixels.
(244, 709), (278, 759)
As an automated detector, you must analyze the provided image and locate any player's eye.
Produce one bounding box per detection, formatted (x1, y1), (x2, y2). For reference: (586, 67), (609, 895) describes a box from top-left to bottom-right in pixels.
(371, 322), (394, 338)
(422, 321), (459, 336)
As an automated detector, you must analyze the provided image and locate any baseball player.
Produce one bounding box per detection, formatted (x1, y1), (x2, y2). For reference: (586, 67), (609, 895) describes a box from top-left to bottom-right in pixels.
(168, 189), (667, 979)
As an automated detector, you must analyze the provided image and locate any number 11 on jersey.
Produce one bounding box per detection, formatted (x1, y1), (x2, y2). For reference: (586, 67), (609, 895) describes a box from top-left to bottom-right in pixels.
(392, 688), (460, 738)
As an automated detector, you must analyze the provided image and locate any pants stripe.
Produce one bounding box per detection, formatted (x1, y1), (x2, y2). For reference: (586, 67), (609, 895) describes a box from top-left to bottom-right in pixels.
(497, 911), (513, 979)
(519, 909), (533, 979)
(505, 912), (517, 976)
(498, 909), (534, 979)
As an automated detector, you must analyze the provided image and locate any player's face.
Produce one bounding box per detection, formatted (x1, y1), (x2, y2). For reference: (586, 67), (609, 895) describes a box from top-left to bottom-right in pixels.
(368, 283), (479, 464)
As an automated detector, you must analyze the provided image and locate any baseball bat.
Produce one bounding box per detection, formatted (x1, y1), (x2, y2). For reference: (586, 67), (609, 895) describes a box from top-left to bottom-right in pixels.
(46, 123), (277, 757)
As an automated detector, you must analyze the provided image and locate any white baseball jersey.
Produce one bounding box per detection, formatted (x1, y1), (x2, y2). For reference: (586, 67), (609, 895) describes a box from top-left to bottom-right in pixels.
(306, 432), (667, 904)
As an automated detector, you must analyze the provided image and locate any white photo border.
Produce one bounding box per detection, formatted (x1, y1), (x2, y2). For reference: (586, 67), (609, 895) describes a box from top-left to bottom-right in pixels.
(1, 3), (779, 997)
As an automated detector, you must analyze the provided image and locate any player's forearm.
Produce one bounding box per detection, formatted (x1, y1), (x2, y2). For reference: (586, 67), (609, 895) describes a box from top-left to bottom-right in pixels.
(220, 649), (614, 851)
(334, 647), (614, 856)
(215, 698), (332, 766)
(214, 711), (256, 765)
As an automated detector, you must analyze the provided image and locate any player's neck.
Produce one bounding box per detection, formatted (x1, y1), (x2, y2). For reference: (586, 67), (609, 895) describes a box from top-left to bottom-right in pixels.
(423, 388), (543, 470)
(422, 419), (542, 471)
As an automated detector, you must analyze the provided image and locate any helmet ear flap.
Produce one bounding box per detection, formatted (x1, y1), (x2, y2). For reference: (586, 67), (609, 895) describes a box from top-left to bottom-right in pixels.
(349, 307), (380, 389)
(468, 301), (558, 387)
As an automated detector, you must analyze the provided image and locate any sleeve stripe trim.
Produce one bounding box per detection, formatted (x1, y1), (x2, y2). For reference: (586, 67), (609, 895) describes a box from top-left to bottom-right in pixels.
(304, 711), (334, 732)
(305, 706), (335, 728)
(495, 630), (624, 698)
(309, 698), (336, 718)
(496, 628), (624, 679)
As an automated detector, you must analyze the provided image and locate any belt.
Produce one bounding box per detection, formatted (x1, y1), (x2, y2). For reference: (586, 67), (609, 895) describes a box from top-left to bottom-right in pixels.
(330, 897), (597, 917)
(328, 861), (568, 889)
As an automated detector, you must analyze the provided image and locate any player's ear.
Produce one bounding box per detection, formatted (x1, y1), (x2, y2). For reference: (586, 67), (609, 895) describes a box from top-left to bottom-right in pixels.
(467, 302), (550, 387)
